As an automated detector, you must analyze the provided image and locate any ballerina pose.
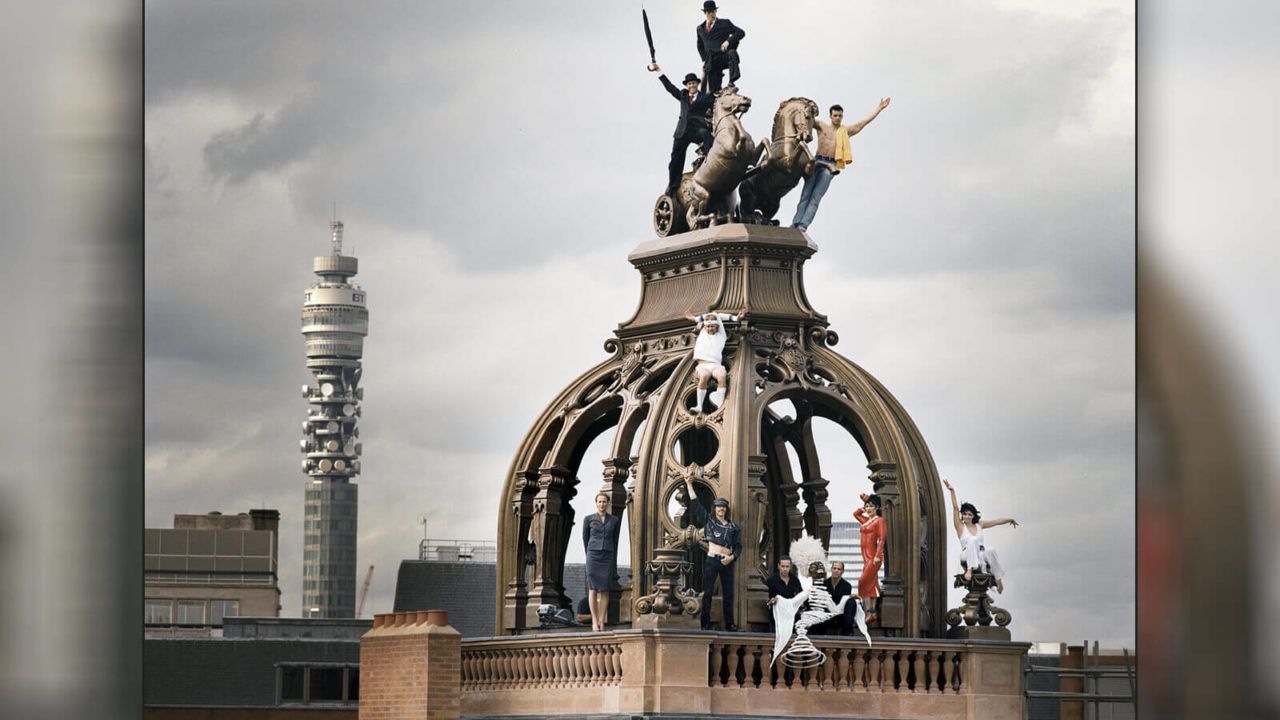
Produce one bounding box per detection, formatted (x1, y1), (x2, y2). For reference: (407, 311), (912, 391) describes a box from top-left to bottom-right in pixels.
(853, 493), (886, 624)
(942, 478), (1019, 593)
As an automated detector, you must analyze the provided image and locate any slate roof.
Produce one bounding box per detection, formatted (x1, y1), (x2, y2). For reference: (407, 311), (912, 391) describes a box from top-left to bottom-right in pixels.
(144, 636), (359, 707)
(392, 560), (631, 639)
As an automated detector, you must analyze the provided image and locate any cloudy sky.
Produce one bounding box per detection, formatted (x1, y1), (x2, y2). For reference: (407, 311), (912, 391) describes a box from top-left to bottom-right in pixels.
(145, 0), (1134, 646)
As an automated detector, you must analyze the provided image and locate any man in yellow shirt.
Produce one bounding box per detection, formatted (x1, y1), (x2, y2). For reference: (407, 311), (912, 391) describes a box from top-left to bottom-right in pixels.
(791, 97), (891, 231)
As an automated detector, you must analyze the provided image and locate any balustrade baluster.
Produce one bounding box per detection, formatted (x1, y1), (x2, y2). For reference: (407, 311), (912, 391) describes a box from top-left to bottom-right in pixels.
(731, 643), (746, 687)
(895, 649), (910, 694)
(912, 650), (926, 693)
(936, 645), (947, 691)
(747, 640), (757, 686)
(951, 652), (962, 693)
(850, 648), (865, 692)
(522, 646), (535, 688)
(871, 648), (885, 692)
(548, 646), (562, 688)
(594, 644), (605, 685)
(833, 647), (848, 691)
(708, 642), (723, 687)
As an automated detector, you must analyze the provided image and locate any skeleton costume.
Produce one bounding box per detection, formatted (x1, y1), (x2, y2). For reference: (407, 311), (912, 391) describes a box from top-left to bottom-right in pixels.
(771, 536), (870, 667)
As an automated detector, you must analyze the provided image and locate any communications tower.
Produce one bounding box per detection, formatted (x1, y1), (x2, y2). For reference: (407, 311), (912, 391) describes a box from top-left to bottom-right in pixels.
(299, 220), (367, 618)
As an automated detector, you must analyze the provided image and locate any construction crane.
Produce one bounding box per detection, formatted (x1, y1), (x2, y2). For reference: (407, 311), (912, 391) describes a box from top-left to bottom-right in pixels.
(355, 564), (375, 618)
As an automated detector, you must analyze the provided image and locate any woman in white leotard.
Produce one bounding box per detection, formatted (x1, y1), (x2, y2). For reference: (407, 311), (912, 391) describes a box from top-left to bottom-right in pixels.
(943, 478), (1019, 593)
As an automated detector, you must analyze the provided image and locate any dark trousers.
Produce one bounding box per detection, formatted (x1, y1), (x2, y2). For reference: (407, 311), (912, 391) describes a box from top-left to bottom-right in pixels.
(704, 50), (741, 93)
(812, 600), (856, 636)
(668, 129), (713, 193)
(701, 556), (735, 628)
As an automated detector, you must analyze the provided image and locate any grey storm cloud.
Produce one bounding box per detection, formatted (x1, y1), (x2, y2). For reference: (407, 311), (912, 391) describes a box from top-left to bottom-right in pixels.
(146, 0), (1134, 642)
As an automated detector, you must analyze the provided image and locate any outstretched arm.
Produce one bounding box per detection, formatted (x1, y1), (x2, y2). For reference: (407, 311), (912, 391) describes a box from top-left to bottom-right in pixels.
(846, 97), (891, 136)
(980, 517), (1020, 530)
(683, 476), (708, 525)
(942, 478), (962, 538)
(657, 70), (682, 101)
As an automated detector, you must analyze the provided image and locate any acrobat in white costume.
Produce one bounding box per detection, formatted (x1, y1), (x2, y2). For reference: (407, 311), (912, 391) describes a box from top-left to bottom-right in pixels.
(770, 536), (871, 668)
(685, 311), (738, 412)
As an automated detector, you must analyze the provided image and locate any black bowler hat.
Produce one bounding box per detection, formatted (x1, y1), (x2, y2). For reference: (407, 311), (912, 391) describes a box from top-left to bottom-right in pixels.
(683, 73), (700, 84)
(703, 1), (718, 12)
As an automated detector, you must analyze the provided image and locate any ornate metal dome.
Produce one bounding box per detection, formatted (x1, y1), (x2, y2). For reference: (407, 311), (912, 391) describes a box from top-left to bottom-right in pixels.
(495, 224), (947, 637)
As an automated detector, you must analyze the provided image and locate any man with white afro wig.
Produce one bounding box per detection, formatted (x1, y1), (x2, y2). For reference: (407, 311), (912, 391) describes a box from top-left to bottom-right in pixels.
(770, 535), (871, 667)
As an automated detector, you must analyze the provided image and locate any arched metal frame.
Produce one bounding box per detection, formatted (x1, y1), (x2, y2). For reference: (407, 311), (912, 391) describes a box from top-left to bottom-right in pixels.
(496, 225), (947, 637)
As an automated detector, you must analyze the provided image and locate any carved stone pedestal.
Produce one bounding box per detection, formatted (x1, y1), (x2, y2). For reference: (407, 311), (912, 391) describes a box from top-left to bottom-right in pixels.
(946, 571), (1012, 641)
(633, 546), (701, 629)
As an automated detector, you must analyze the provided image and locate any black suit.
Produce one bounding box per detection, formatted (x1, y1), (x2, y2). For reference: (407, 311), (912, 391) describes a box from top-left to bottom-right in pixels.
(765, 573), (803, 631)
(658, 74), (715, 194)
(696, 17), (745, 92)
(813, 577), (856, 636)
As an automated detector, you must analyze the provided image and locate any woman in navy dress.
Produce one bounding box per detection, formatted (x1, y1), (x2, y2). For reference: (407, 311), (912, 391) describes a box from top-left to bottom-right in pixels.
(583, 493), (622, 631)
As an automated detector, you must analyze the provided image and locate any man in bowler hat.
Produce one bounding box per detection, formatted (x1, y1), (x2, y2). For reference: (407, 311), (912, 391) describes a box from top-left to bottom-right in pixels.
(649, 63), (715, 197)
(696, 1), (745, 94)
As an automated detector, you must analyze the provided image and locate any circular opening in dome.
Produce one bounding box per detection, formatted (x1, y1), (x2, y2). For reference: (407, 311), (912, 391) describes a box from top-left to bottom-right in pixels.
(683, 385), (722, 414)
(667, 480), (716, 526)
(673, 426), (718, 466)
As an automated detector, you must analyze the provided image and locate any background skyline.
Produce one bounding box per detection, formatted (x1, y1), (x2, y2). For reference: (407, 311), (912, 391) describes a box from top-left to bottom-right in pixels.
(145, 0), (1135, 646)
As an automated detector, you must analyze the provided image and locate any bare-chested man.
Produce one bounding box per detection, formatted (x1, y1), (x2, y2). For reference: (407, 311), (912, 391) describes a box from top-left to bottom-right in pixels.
(791, 97), (891, 231)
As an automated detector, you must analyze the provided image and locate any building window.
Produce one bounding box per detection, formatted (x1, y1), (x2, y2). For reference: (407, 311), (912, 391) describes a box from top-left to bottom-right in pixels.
(209, 600), (239, 625)
(280, 666), (305, 702)
(277, 664), (359, 705)
(145, 600), (172, 625)
(310, 667), (344, 701)
(176, 600), (206, 625)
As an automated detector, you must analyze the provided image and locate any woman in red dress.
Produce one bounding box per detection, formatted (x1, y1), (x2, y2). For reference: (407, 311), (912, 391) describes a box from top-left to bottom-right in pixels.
(853, 493), (886, 624)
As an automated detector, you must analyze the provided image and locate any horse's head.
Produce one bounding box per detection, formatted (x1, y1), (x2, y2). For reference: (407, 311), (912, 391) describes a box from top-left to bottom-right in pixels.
(713, 86), (752, 125)
(773, 97), (819, 142)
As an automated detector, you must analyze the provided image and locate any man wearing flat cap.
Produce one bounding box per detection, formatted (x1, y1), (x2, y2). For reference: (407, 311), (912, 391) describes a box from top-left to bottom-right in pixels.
(696, 1), (745, 94)
(648, 63), (715, 197)
(683, 474), (743, 631)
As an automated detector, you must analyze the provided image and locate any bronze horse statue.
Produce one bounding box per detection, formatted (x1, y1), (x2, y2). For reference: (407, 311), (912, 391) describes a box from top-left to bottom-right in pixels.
(685, 86), (755, 230)
(738, 97), (819, 224)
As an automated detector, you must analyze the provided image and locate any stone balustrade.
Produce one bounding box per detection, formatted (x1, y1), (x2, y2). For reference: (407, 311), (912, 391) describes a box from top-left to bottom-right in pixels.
(462, 639), (623, 691)
(457, 630), (1028, 719)
(708, 638), (965, 694)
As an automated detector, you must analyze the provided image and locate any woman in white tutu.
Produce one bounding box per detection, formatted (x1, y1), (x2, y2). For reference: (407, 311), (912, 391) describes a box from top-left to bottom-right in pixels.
(943, 479), (1019, 593)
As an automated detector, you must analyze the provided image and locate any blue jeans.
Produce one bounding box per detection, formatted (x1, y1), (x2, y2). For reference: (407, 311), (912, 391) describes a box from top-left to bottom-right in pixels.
(791, 156), (835, 229)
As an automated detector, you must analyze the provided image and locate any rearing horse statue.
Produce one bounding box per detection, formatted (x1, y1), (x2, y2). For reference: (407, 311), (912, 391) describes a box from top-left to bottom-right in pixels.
(685, 86), (755, 230)
(738, 97), (819, 224)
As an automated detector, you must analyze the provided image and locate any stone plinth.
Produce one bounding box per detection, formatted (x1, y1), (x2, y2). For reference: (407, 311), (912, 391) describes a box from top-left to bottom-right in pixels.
(360, 610), (460, 720)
